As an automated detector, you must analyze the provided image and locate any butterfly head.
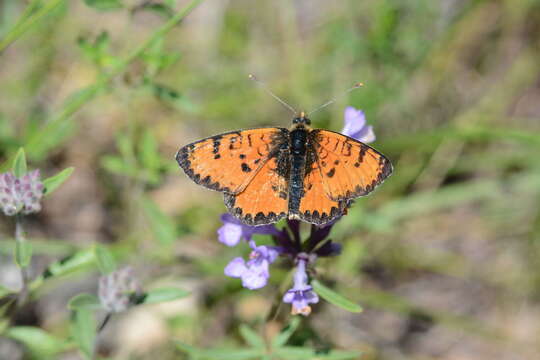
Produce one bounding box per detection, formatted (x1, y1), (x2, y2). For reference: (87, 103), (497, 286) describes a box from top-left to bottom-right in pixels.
(292, 111), (311, 127)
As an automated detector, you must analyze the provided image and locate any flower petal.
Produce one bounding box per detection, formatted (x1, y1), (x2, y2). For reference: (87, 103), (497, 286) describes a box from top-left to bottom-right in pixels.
(224, 257), (247, 278)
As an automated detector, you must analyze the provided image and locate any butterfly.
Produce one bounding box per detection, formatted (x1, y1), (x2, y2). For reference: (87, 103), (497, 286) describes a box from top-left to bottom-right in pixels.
(176, 112), (392, 226)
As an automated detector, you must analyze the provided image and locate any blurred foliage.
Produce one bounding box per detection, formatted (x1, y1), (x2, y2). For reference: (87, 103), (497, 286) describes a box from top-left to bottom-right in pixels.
(1, 0), (540, 359)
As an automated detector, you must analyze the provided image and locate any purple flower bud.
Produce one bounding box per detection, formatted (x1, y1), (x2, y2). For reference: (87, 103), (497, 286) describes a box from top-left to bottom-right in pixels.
(98, 267), (142, 313)
(224, 240), (280, 290)
(0, 170), (44, 216)
(283, 257), (319, 316)
(342, 107), (376, 143)
(217, 213), (280, 247)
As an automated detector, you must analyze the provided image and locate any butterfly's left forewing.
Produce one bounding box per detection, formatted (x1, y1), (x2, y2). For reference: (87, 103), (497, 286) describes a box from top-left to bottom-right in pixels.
(309, 129), (392, 201)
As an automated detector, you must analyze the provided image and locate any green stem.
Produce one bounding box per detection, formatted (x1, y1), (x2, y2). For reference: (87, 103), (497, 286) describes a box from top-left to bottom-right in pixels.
(15, 215), (29, 308)
(0, 0), (66, 54)
(23, 0), (206, 157)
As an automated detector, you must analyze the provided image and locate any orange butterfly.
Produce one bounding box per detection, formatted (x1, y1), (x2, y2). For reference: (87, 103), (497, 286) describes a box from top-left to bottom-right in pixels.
(176, 111), (392, 226)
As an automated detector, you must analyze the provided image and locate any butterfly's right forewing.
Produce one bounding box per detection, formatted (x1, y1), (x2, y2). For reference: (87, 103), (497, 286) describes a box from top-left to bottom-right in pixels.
(176, 128), (288, 195)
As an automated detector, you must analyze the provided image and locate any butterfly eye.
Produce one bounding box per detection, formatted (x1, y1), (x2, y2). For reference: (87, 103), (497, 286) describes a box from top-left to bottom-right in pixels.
(293, 118), (300, 124)
(304, 118), (311, 125)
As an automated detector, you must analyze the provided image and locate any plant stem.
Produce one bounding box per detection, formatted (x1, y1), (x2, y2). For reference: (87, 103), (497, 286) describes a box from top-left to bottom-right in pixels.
(23, 0), (206, 158)
(0, 0), (66, 54)
(15, 215), (29, 308)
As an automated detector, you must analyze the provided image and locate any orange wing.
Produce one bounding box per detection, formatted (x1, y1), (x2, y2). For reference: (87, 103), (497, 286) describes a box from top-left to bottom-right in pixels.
(224, 155), (289, 225)
(176, 128), (288, 194)
(295, 152), (349, 225)
(310, 129), (392, 201)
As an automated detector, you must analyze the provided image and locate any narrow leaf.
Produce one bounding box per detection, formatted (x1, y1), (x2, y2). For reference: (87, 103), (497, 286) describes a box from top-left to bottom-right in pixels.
(15, 241), (32, 268)
(139, 287), (189, 305)
(6, 326), (67, 357)
(140, 197), (176, 245)
(68, 293), (102, 311)
(175, 341), (264, 360)
(40, 249), (96, 280)
(272, 317), (301, 348)
(239, 324), (265, 348)
(311, 280), (363, 313)
(83, 0), (123, 11)
(43, 167), (74, 195)
(94, 245), (116, 275)
(12, 148), (27, 177)
(71, 308), (96, 360)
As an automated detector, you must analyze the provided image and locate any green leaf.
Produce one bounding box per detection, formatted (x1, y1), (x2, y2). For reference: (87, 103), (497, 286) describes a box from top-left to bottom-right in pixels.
(40, 249), (96, 280)
(71, 308), (96, 359)
(139, 287), (189, 305)
(311, 280), (363, 313)
(94, 245), (116, 275)
(6, 326), (67, 357)
(140, 197), (177, 245)
(83, 0), (123, 11)
(175, 341), (265, 360)
(43, 167), (74, 196)
(239, 324), (265, 348)
(139, 130), (161, 171)
(275, 347), (361, 360)
(15, 241), (32, 268)
(12, 148), (27, 177)
(68, 293), (102, 311)
(101, 155), (139, 177)
(137, 3), (174, 19)
(272, 317), (301, 348)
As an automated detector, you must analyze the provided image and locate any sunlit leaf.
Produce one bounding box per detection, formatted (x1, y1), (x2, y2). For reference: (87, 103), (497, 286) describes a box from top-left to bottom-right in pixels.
(43, 167), (74, 196)
(311, 280), (363, 313)
(239, 324), (265, 348)
(94, 244), (116, 275)
(83, 0), (123, 11)
(6, 326), (67, 357)
(175, 341), (265, 360)
(12, 148), (27, 177)
(68, 293), (102, 311)
(271, 317), (301, 348)
(140, 197), (176, 245)
(71, 308), (96, 360)
(138, 287), (189, 305)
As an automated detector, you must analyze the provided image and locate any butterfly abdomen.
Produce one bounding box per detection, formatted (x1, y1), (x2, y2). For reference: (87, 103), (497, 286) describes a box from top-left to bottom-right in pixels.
(288, 128), (308, 218)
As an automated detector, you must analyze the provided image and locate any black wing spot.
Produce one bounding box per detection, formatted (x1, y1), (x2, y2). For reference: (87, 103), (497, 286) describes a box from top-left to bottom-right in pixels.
(334, 160), (340, 165)
(239, 154), (246, 159)
(326, 168), (335, 178)
(214, 154), (221, 160)
(241, 163), (252, 172)
(354, 162), (360, 167)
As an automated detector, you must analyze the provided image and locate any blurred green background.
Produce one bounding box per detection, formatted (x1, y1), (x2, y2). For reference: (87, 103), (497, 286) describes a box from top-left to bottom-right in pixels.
(1, 0), (540, 359)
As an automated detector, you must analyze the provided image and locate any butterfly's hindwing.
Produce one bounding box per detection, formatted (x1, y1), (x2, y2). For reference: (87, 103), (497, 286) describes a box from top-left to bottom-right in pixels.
(224, 152), (289, 225)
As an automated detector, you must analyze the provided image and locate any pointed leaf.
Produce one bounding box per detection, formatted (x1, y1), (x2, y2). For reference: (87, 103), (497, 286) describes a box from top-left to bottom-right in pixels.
(94, 245), (116, 275)
(239, 324), (265, 348)
(271, 317), (301, 348)
(71, 308), (96, 359)
(139, 287), (189, 305)
(83, 0), (123, 11)
(140, 197), (176, 245)
(40, 249), (96, 280)
(311, 280), (363, 313)
(68, 293), (102, 311)
(12, 148), (27, 177)
(43, 167), (74, 195)
(6, 326), (67, 357)
(175, 341), (265, 360)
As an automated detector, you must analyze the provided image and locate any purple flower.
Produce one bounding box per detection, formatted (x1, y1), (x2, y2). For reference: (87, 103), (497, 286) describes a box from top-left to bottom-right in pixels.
(342, 106), (376, 143)
(98, 267), (142, 313)
(217, 213), (280, 247)
(0, 170), (44, 216)
(224, 240), (280, 289)
(283, 256), (319, 316)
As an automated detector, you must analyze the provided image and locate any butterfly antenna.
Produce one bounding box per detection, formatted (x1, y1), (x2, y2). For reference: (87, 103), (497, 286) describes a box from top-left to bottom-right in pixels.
(308, 82), (364, 116)
(249, 74), (297, 115)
